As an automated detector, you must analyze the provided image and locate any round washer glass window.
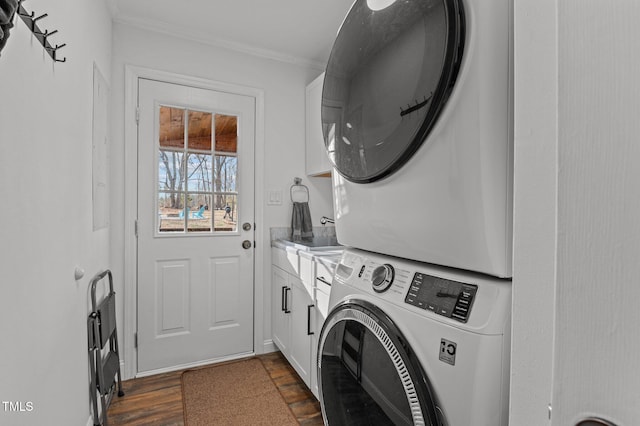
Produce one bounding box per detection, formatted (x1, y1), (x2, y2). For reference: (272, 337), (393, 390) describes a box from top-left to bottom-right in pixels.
(322, 0), (465, 182)
(318, 300), (442, 425)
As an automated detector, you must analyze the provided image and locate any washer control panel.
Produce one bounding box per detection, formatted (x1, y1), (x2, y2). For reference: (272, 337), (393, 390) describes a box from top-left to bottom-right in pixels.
(404, 273), (477, 323)
(333, 248), (512, 333)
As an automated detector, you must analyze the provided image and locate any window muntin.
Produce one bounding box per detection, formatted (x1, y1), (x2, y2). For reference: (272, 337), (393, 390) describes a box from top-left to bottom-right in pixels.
(157, 107), (239, 234)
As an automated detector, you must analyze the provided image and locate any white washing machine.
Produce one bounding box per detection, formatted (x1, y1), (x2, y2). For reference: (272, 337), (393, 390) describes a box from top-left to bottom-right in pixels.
(317, 248), (511, 425)
(322, 0), (513, 277)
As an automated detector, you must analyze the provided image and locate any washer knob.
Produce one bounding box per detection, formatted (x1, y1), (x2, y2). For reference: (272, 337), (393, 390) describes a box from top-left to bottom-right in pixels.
(371, 264), (395, 293)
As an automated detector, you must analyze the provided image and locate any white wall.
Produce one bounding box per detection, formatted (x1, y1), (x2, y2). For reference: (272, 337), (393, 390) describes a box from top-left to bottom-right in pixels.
(0, 0), (112, 425)
(553, 1), (640, 424)
(109, 22), (334, 377)
(512, 0), (640, 425)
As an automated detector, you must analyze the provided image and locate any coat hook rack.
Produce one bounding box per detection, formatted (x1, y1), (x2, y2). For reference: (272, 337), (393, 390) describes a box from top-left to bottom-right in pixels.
(16, 0), (66, 62)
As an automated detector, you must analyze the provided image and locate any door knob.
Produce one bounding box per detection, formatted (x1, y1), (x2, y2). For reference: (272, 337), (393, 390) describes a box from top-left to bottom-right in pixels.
(242, 222), (252, 231)
(242, 240), (252, 249)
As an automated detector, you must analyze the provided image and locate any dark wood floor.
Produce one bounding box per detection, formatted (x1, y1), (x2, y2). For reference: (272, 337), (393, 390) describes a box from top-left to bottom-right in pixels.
(106, 352), (323, 425)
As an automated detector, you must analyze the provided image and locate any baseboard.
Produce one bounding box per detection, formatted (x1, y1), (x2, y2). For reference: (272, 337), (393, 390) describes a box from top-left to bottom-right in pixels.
(136, 351), (255, 378)
(127, 342), (277, 379)
(262, 339), (277, 354)
(120, 359), (132, 380)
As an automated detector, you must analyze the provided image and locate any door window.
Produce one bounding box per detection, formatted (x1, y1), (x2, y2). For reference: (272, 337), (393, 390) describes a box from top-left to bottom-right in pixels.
(322, 0), (465, 182)
(157, 107), (239, 234)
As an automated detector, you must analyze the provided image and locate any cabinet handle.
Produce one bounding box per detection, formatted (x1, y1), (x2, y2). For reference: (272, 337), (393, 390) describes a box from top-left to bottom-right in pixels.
(284, 288), (291, 313)
(281, 286), (286, 312)
(316, 276), (332, 286)
(307, 304), (315, 335)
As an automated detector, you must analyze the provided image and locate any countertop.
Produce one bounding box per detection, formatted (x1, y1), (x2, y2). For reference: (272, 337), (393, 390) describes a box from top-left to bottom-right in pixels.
(272, 237), (343, 271)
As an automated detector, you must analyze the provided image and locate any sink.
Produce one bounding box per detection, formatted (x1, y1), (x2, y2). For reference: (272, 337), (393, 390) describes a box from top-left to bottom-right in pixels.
(279, 236), (342, 251)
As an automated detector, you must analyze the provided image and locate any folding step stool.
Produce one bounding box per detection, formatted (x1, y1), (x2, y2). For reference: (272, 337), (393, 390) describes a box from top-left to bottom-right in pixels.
(88, 270), (124, 426)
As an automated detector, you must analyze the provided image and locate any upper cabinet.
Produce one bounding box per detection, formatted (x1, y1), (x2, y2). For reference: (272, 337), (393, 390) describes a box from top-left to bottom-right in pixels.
(305, 73), (332, 177)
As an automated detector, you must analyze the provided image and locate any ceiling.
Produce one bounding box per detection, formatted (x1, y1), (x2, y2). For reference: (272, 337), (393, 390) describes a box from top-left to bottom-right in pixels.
(108, 0), (354, 69)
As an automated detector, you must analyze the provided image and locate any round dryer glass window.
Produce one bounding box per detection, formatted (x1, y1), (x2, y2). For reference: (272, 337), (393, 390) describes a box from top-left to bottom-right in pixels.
(318, 301), (442, 425)
(322, 0), (465, 182)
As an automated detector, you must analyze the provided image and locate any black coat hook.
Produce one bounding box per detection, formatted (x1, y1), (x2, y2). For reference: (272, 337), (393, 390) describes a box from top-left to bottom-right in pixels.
(31, 12), (46, 31)
(18, 9), (33, 19)
(16, 2), (66, 63)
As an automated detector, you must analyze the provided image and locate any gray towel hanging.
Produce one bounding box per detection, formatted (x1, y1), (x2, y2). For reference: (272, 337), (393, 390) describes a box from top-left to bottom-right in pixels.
(292, 202), (314, 241)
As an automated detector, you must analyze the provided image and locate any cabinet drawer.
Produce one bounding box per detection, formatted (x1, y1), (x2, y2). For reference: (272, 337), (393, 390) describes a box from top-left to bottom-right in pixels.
(272, 246), (299, 276)
(315, 282), (331, 319)
(315, 261), (334, 286)
(299, 253), (315, 290)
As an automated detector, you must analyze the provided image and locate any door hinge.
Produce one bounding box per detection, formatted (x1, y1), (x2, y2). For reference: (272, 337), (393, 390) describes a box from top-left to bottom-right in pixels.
(134, 220), (138, 238)
(134, 332), (138, 349)
(135, 106), (140, 124)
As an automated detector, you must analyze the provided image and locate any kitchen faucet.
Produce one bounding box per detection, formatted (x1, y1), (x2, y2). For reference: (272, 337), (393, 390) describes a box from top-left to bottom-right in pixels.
(320, 216), (335, 225)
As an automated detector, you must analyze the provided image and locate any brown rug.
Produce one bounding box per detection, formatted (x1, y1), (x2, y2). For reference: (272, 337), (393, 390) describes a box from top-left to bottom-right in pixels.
(181, 357), (299, 425)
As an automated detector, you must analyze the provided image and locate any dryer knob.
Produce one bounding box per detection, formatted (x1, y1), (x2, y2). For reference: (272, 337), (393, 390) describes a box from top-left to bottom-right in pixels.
(371, 264), (395, 293)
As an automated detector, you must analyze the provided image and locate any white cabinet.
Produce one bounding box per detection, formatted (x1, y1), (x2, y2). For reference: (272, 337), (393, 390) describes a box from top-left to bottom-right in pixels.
(271, 266), (291, 355)
(305, 73), (332, 177)
(310, 257), (334, 398)
(271, 245), (338, 394)
(311, 277), (331, 399)
(289, 276), (314, 385)
(271, 247), (316, 387)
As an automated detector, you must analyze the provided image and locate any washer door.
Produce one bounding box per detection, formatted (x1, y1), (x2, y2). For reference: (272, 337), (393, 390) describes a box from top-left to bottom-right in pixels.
(322, 0), (465, 183)
(318, 300), (443, 426)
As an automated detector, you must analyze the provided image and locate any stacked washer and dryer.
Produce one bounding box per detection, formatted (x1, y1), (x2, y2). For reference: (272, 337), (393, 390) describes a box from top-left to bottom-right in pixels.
(317, 0), (513, 425)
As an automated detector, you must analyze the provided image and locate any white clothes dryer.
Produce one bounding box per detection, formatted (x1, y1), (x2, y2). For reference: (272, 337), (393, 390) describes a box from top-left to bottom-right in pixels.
(322, 0), (513, 277)
(317, 248), (511, 426)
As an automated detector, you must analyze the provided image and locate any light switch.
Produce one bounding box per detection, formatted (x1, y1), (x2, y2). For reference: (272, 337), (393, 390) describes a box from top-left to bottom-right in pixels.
(267, 189), (283, 205)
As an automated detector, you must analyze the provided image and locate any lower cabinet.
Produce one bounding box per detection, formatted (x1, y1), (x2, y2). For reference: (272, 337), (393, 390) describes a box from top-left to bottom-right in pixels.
(310, 279), (331, 399)
(271, 264), (315, 387)
(272, 266), (291, 355)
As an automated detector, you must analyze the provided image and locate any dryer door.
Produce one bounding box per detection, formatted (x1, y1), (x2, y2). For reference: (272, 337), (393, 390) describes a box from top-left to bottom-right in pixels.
(318, 300), (444, 426)
(322, 0), (465, 183)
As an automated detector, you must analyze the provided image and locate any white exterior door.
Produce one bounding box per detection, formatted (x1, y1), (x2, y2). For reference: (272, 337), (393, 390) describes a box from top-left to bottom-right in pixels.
(137, 78), (256, 373)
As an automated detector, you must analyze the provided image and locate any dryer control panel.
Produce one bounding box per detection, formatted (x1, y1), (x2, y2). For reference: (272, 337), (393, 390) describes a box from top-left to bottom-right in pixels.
(405, 273), (477, 323)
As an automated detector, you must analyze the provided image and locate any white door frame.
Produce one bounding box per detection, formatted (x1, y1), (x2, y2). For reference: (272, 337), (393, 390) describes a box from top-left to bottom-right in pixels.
(123, 65), (266, 379)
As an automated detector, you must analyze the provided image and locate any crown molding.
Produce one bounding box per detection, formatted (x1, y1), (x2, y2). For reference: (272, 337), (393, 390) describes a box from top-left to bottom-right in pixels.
(113, 15), (326, 71)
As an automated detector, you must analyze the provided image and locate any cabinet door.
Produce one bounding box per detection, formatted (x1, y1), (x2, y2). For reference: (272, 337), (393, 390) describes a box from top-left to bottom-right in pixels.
(305, 73), (332, 176)
(311, 284), (330, 399)
(271, 266), (291, 354)
(310, 308), (320, 399)
(288, 276), (313, 386)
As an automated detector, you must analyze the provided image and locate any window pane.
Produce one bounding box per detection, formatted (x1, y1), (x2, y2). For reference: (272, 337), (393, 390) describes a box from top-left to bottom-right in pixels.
(213, 155), (238, 193)
(186, 194), (212, 233)
(155, 109), (241, 236)
(158, 150), (185, 191)
(214, 194), (237, 232)
(159, 106), (185, 149)
(158, 192), (185, 233)
(215, 114), (237, 153)
(188, 110), (212, 151)
(186, 154), (212, 192)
